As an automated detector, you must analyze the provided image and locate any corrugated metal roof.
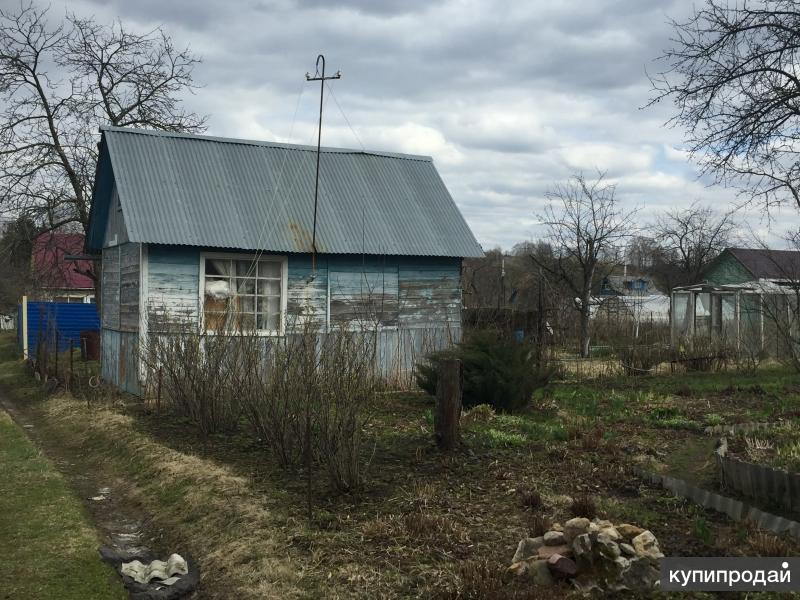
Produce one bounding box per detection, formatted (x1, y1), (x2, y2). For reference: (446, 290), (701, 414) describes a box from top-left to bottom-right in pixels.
(99, 126), (483, 257)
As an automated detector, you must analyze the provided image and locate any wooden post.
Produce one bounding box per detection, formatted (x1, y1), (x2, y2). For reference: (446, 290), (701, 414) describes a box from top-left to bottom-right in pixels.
(69, 340), (74, 390)
(21, 295), (28, 359)
(54, 330), (59, 379)
(435, 358), (462, 450)
(156, 366), (163, 414)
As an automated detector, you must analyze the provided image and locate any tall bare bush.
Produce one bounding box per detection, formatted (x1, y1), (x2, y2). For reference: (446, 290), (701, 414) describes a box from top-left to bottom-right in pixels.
(145, 310), (378, 492)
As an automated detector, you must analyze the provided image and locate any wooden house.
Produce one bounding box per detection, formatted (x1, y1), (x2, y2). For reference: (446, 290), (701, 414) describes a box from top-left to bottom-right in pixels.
(86, 127), (483, 394)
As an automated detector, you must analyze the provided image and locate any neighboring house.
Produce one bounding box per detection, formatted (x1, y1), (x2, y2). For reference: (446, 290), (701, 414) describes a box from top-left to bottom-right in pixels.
(704, 247), (800, 285)
(595, 295), (671, 324)
(599, 271), (658, 297)
(671, 247), (800, 355)
(597, 267), (668, 328)
(30, 232), (95, 303)
(87, 126), (484, 394)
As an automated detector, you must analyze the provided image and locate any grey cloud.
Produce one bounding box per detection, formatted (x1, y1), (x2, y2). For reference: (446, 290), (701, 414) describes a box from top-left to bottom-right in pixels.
(38, 0), (757, 248)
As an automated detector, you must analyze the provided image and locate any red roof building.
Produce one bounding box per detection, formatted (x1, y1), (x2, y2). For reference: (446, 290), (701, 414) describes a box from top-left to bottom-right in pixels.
(31, 233), (95, 302)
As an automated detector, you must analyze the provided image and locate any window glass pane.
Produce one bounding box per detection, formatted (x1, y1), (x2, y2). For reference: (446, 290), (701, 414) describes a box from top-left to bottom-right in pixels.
(257, 312), (280, 331)
(205, 278), (231, 298)
(258, 280), (281, 296)
(237, 313), (255, 330)
(204, 256), (283, 332)
(261, 296), (280, 316)
(259, 261), (281, 278)
(206, 259), (232, 277)
(236, 278), (255, 294)
(237, 296), (255, 313)
(235, 260), (254, 276)
(205, 312), (227, 331)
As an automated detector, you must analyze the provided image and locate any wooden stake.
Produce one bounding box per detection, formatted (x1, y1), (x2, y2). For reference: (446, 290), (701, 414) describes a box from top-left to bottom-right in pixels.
(435, 358), (462, 450)
(157, 366), (163, 415)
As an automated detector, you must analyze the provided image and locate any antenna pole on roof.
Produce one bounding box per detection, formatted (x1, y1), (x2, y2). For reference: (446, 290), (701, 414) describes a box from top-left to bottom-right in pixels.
(306, 54), (341, 272)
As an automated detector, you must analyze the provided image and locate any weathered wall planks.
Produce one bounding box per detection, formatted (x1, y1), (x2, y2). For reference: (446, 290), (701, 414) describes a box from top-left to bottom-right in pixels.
(101, 328), (140, 395)
(103, 185), (129, 247)
(101, 246), (120, 330)
(143, 248), (462, 333)
(101, 245), (463, 394)
(146, 245), (200, 329)
(101, 243), (140, 332)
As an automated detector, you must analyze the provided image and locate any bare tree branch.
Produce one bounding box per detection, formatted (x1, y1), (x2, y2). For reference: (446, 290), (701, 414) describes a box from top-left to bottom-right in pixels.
(650, 0), (800, 213)
(530, 172), (639, 357)
(0, 2), (206, 237)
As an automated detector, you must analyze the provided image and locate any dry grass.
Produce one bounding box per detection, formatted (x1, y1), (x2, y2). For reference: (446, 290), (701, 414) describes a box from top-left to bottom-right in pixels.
(38, 396), (309, 599)
(748, 530), (796, 557)
(568, 495), (598, 519)
(526, 513), (551, 537)
(516, 486), (544, 512)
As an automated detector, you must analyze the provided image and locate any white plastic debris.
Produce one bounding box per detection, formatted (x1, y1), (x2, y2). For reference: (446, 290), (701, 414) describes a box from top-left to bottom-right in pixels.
(121, 554), (188, 585)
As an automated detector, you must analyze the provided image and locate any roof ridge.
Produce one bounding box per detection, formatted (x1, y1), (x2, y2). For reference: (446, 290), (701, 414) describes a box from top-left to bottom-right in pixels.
(100, 125), (433, 162)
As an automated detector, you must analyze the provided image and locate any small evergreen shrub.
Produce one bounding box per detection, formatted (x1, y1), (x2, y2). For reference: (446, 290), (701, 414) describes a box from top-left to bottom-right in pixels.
(415, 329), (553, 412)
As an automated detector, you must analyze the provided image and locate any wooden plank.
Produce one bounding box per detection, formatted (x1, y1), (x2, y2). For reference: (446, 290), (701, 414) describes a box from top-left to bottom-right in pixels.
(101, 246), (120, 330)
(147, 246), (200, 328)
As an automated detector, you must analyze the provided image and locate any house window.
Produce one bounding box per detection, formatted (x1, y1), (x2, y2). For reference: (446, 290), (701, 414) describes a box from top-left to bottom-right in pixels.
(201, 255), (285, 333)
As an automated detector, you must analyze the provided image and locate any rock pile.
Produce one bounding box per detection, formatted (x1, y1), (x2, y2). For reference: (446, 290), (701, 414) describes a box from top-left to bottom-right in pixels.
(507, 517), (663, 592)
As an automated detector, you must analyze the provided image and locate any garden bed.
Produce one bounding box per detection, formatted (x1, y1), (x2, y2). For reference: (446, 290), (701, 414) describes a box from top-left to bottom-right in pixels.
(716, 428), (800, 516)
(723, 424), (800, 473)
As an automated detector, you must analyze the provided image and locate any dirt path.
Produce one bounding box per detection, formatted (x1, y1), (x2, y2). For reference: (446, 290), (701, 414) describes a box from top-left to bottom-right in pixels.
(0, 392), (171, 587)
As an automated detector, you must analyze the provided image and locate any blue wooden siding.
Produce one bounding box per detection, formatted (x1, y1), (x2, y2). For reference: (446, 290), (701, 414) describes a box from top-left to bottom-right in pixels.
(286, 254), (328, 327)
(144, 246), (461, 332)
(101, 328), (140, 395)
(398, 257), (462, 327)
(105, 245), (462, 394)
(147, 245), (200, 327)
(18, 302), (100, 355)
(101, 245), (120, 330)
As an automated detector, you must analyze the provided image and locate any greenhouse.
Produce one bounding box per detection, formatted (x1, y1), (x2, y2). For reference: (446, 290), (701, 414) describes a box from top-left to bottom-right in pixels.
(670, 280), (796, 357)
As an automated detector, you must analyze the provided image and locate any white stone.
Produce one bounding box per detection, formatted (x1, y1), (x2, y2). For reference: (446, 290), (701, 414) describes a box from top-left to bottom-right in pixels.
(512, 537), (544, 563)
(543, 530), (566, 546)
(563, 517), (590, 542)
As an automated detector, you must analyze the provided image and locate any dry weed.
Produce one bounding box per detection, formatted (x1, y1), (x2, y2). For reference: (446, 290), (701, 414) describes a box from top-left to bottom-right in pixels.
(569, 494), (598, 519)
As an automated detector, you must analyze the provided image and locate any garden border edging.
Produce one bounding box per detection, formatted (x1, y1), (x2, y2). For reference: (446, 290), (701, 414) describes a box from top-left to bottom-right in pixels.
(634, 468), (800, 540)
(714, 436), (800, 514)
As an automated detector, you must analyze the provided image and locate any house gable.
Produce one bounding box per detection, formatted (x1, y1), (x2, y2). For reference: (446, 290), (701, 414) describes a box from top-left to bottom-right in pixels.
(704, 250), (754, 285)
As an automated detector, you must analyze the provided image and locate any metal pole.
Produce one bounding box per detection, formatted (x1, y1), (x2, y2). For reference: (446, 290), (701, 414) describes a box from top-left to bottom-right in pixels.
(306, 54), (341, 273)
(21, 295), (28, 359)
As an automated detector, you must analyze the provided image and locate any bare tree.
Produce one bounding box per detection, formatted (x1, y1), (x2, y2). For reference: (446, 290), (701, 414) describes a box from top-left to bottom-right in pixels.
(0, 3), (205, 240)
(650, 0), (800, 212)
(652, 201), (738, 290)
(532, 173), (637, 357)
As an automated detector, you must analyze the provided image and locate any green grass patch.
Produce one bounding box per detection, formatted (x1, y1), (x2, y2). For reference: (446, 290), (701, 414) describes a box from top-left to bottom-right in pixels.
(0, 408), (125, 600)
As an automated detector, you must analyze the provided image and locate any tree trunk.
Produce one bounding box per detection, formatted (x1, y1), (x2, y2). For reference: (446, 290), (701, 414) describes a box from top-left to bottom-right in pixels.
(579, 298), (591, 358)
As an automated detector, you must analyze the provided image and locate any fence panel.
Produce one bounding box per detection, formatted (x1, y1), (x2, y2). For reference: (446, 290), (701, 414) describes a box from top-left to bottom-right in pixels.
(17, 301), (100, 357)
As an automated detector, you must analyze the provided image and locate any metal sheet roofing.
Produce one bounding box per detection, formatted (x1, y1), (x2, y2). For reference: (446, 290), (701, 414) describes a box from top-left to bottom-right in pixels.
(96, 126), (483, 257)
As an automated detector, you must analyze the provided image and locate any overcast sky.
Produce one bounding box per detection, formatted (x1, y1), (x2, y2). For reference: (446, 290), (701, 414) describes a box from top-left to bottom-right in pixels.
(33, 0), (798, 249)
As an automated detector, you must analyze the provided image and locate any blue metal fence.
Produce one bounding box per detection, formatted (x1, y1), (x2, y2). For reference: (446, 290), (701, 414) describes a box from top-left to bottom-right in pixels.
(18, 301), (99, 356)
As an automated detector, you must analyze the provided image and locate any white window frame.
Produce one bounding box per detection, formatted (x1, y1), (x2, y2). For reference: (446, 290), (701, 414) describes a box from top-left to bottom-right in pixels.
(198, 252), (288, 336)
